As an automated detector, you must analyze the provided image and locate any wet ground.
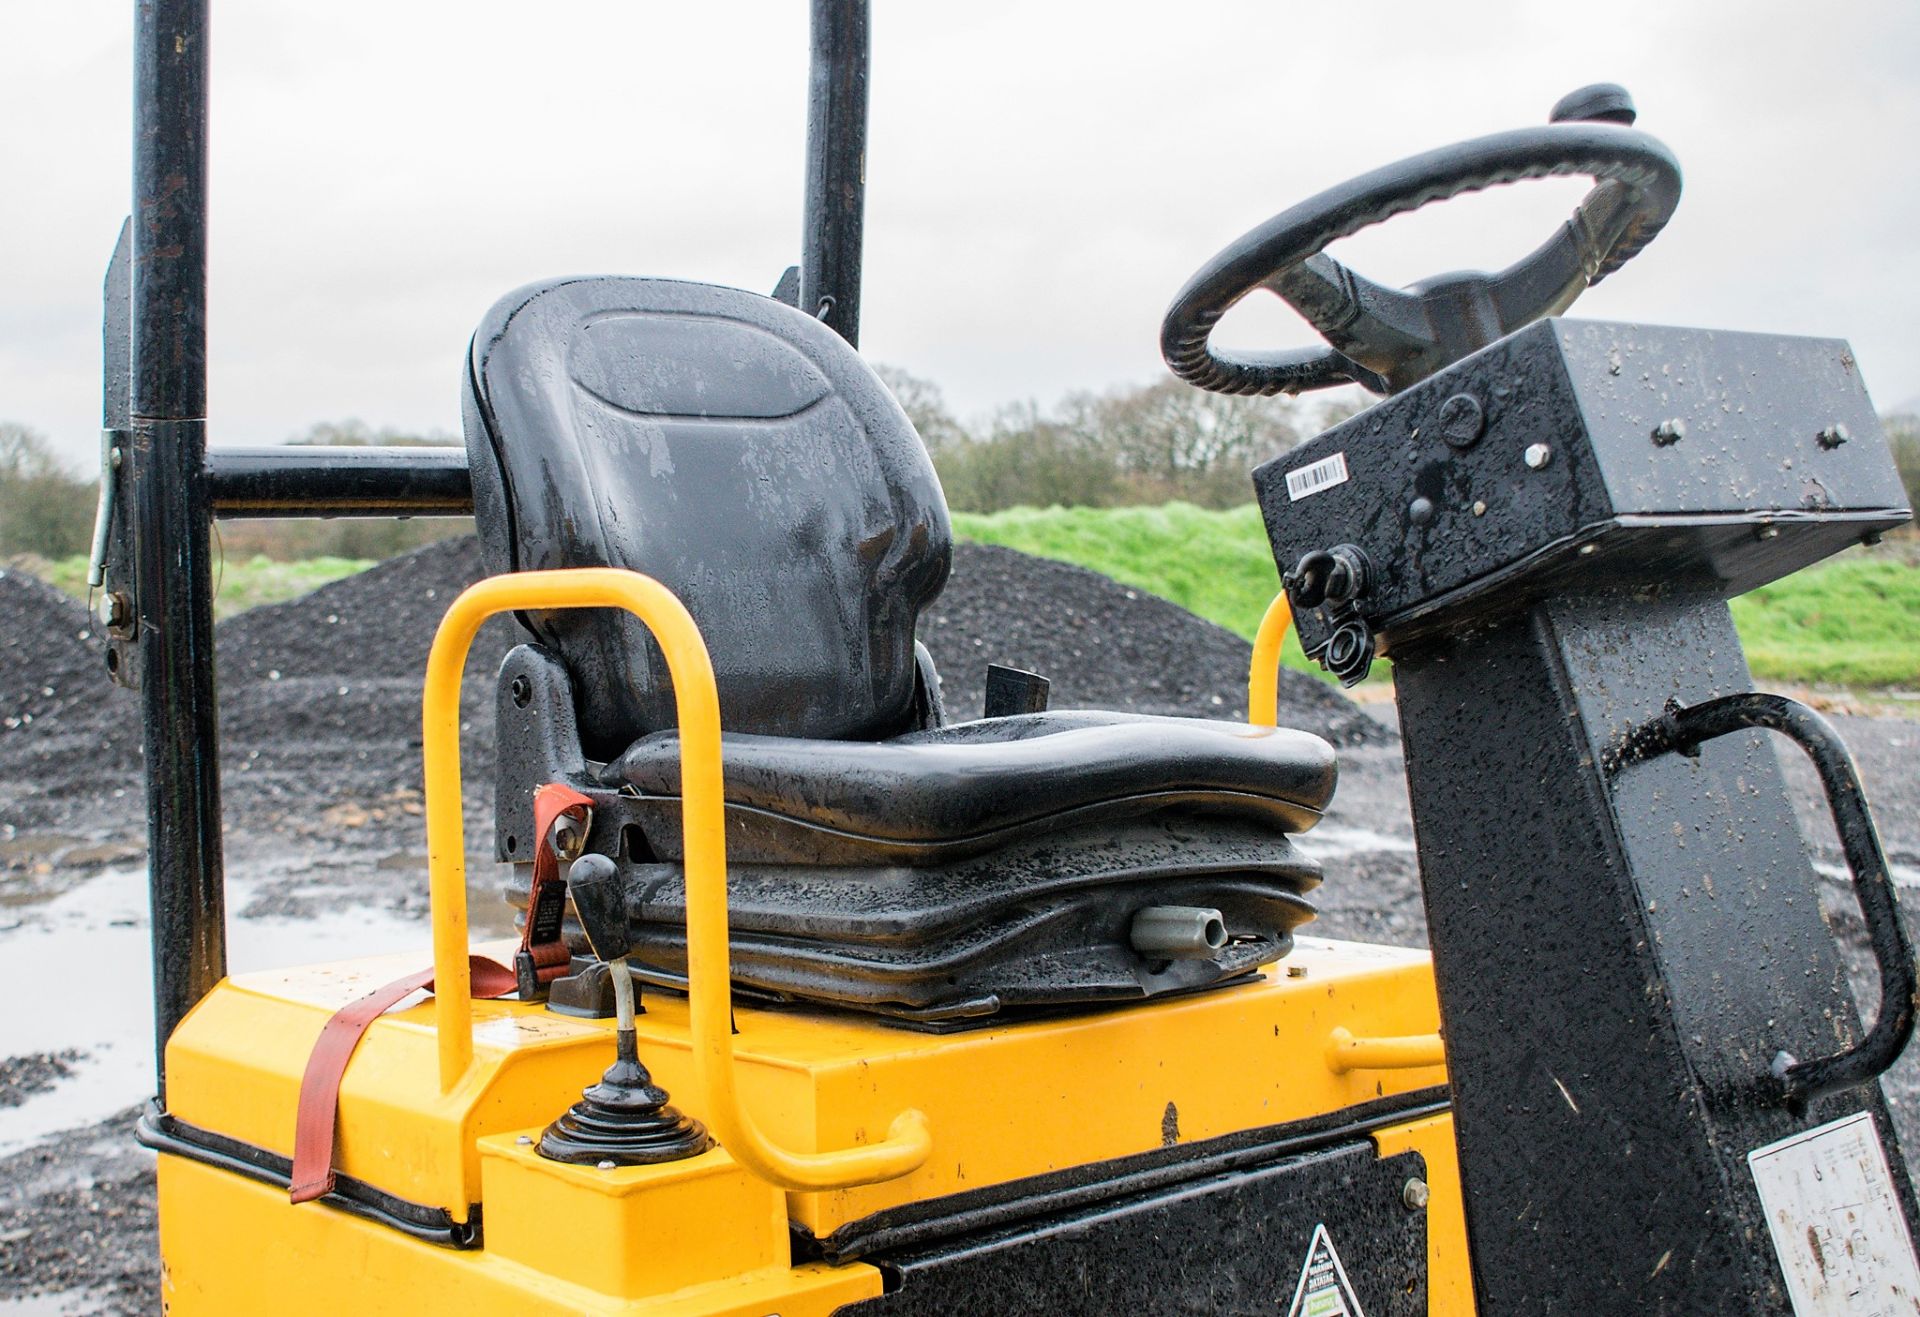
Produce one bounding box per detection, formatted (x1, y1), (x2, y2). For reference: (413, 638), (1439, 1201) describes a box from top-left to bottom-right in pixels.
(1, 546), (1916, 1310)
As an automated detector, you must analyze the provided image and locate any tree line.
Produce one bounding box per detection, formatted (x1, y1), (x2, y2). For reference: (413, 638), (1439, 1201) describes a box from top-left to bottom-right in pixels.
(878, 367), (1352, 513)
(4, 390), (1920, 561)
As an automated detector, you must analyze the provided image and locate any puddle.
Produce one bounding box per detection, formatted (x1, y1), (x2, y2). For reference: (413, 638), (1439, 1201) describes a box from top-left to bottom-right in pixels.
(0, 1292), (111, 1315)
(0, 860), (435, 1154)
(1813, 858), (1920, 890)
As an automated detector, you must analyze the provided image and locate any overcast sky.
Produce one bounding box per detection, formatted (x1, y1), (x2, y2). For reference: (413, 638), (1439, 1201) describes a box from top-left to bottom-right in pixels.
(3, 1), (1916, 471)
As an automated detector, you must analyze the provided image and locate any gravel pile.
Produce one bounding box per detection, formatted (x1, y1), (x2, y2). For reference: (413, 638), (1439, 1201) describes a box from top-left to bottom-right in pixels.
(0, 568), (131, 835)
(922, 544), (1380, 743)
(0, 537), (1381, 849)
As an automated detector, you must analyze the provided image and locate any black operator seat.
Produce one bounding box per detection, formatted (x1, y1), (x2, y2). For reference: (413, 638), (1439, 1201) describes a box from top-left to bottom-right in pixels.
(464, 276), (1338, 1021)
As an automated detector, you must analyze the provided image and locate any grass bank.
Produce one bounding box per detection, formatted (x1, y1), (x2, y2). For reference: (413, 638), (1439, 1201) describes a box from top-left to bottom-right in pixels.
(32, 553), (377, 620)
(32, 510), (1920, 688)
(954, 504), (1920, 690)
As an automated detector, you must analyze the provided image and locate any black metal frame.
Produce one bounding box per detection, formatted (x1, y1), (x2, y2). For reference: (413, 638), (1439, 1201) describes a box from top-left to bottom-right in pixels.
(119, 0), (873, 1095)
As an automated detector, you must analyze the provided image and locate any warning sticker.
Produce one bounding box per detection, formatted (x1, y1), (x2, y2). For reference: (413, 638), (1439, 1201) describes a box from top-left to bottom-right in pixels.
(1748, 1110), (1920, 1315)
(1287, 1222), (1367, 1317)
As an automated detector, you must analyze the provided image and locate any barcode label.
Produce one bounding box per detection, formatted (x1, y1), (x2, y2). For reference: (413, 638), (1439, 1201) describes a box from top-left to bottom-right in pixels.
(1286, 452), (1349, 502)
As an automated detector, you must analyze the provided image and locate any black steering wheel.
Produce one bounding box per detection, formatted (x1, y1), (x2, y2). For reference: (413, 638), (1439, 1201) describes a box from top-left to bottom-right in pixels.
(1161, 85), (1682, 397)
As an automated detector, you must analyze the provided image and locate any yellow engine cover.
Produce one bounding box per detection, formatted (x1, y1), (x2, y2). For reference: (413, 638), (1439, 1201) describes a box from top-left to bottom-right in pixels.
(157, 936), (1469, 1312)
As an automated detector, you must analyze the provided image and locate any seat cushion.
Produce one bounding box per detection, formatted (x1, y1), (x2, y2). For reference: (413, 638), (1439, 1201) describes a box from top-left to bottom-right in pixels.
(599, 710), (1337, 866)
(463, 276), (951, 759)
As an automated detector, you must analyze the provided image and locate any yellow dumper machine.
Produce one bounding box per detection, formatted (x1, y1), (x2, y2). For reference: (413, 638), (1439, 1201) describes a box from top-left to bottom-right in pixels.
(99, 4), (1918, 1312)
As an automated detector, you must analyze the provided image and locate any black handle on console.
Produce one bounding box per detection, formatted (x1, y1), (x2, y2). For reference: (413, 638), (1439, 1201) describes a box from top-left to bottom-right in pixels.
(1609, 693), (1917, 1108)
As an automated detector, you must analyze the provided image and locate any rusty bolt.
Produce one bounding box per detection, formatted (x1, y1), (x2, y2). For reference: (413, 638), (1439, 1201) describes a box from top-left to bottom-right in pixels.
(96, 591), (131, 630)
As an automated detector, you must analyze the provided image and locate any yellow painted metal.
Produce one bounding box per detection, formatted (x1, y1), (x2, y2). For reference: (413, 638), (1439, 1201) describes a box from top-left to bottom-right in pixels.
(478, 1138), (790, 1301)
(1248, 590), (1293, 726)
(1326, 1025), (1448, 1074)
(1374, 1112), (1475, 1315)
(156, 1153), (885, 1315)
(419, 568), (930, 1189)
(166, 935), (1448, 1236)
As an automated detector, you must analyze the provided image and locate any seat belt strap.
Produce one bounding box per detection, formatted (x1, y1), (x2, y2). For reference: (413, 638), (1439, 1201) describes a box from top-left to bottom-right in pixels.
(290, 780), (595, 1205)
(518, 783), (597, 994)
(289, 954), (518, 1204)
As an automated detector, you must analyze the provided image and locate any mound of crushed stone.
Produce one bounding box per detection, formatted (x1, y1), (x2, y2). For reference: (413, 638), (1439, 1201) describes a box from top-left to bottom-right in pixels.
(0, 567), (110, 734)
(923, 544), (1378, 742)
(0, 536), (1383, 845)
(0, 568), (132, 833)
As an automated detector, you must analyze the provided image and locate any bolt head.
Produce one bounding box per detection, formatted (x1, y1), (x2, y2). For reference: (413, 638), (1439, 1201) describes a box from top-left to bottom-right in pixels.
(596, 1159), (617, 1171)
(1402, 1177), (1431, 1211)
(1408, 497), (1435, 527)
(1437, 393), (1486, 449)
(1817, 423), (1851, 449)
(550, 814), (587, 861)
(95, 591), (130, 630)
(1523, 443), (1552, 470)
(1651, 418), (1686, 446)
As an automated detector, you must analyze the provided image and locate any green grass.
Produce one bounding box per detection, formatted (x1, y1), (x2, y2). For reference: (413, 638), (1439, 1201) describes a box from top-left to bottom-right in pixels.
(951, 503), (1319, 672)
(40, 553), (373, 619)
(954, 504), (1920, 690)
(1731, 558), (1920, 688)
(33, 512), (1920, 689)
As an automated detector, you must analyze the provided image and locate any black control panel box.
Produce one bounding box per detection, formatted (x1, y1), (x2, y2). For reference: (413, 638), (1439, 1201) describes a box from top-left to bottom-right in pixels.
(1254, 319), (1911, 654)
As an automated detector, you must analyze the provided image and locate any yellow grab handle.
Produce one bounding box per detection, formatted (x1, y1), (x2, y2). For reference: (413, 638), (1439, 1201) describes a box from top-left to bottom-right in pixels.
(1325, 1026), (1447, 1074)
(1248, 592), (1293, 728)
(422, 567), (931, 1189)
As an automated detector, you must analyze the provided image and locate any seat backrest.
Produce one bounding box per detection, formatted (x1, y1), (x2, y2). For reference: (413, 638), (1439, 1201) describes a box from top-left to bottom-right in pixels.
(463, 277), (951, 760)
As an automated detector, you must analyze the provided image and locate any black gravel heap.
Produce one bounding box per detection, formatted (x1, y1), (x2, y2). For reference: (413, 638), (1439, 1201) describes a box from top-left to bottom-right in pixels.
(0, 536), (1381, 843)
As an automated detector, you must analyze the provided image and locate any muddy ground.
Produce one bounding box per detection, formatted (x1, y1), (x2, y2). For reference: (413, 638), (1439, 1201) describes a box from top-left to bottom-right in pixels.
(0, 544), (1916, 1311)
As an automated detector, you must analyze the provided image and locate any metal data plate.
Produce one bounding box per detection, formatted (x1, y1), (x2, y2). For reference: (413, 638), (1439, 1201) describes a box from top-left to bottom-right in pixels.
(1748, 1111), (1920, 1314)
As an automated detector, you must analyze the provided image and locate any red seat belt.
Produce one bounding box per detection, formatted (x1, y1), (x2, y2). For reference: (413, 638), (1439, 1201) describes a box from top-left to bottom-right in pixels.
(288, 783), (596, 1205)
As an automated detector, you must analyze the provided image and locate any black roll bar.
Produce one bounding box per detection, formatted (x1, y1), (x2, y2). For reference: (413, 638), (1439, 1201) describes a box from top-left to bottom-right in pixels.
(131, 0), (221, 1104)
(122, 0), (873, 1096)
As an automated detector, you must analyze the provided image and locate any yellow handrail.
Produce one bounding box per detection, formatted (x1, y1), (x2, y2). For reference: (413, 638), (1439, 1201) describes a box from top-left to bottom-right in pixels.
(1325, 1026), (1447, 1074)
(421, 567), (931, 1189)
(1247, 591), (1293, 728)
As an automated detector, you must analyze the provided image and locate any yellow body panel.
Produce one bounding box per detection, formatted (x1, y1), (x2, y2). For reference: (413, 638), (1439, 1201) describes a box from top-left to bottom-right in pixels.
(167, 936), (1448, 1230)
(1375, 1113), (1475, 1314)
(478, 1139), (791, 1301)
(157, 1154), (883, 1314)
(161, 931), (1467, 1309)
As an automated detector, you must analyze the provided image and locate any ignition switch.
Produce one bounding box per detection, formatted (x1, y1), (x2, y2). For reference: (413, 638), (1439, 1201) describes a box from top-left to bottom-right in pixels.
(1286, 544), (1377, 687)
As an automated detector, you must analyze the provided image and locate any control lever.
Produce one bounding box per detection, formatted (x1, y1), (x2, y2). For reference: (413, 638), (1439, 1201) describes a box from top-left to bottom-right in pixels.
(536, 854), (713, 1166)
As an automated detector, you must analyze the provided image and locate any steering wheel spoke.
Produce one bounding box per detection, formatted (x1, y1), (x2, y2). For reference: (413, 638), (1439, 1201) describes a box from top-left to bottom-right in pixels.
(1264, 255), (1435, 375)
(1161, 87), (1680, 398)
(1488, 225), (1591, 334)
